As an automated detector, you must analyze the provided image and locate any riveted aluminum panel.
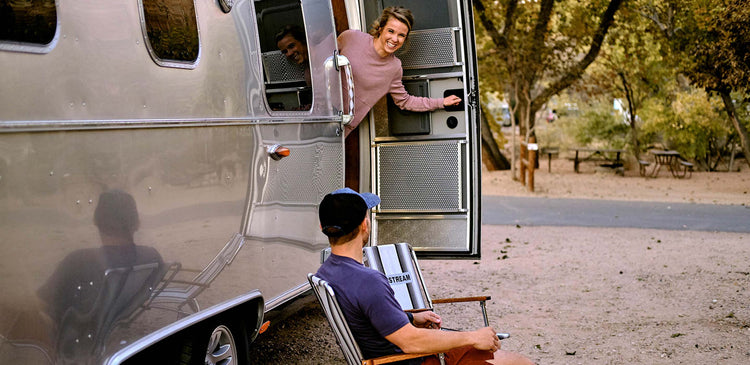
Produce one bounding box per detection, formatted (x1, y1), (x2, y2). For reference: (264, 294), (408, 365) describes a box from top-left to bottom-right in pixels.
(263, 141), (343, 204)
(375, 217), (468, 252)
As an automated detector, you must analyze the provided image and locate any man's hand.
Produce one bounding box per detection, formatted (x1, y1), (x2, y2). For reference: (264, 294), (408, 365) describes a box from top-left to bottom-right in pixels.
(411, 311), (442, 329)
(443, 95), (462, 106)
(468, 327), (501, 352)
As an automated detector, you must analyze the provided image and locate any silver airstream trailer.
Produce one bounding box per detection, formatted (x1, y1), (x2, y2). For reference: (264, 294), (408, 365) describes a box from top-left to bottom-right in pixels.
(0, 0), (482, 363)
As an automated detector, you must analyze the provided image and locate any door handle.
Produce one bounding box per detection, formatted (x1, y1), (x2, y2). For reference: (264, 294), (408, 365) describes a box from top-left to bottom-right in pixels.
(335, 53), (355, 125)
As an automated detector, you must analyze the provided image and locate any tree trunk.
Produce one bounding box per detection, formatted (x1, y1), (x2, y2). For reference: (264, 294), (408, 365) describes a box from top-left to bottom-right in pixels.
(619, 72), (642, 161)
(480, 106), (510, 170)
(718, 89), (750, 168)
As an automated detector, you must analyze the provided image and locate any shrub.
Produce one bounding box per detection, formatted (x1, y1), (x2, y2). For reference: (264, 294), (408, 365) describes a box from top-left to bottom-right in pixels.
(640, 89), (732, 167)
(564, 102), (629, 149)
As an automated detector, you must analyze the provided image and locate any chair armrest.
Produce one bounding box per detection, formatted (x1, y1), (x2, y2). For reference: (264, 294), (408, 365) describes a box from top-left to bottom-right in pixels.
(166, 279), (211, 287)
(177, 267), (203, 274)
(432, 296), (491, 304)
(432, 296), (493, 327)
(364, 352), (438, 365)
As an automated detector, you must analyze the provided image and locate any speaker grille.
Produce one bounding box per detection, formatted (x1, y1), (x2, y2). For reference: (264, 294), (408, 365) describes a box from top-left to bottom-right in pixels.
(376, 142), (462, 211)
(396, 28), (459, 69)
(262, 51), (306, 84)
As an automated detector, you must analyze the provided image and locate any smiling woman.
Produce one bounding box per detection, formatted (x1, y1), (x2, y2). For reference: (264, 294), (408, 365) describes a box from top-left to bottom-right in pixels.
(337, 6), (462, 137)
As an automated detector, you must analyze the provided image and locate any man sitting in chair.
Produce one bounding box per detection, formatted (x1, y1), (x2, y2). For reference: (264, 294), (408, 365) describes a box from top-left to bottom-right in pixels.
(316, 188), (534, 365)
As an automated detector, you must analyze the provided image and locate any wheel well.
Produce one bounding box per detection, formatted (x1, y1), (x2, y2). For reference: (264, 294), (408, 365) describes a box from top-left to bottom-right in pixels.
(116, 293), (264, 365)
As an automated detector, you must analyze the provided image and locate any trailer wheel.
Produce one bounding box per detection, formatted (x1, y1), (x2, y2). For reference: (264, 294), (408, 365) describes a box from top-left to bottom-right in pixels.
(205, 324), (238, 365)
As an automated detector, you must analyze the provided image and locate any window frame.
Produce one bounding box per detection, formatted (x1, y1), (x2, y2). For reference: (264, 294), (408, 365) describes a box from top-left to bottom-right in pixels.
(0, 0), (60, 54)
(253, 0), (314, 114)
(137, 0), (202, 69)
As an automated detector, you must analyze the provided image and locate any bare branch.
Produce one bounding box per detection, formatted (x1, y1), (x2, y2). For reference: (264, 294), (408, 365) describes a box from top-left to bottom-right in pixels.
(532, 0), (625, 112)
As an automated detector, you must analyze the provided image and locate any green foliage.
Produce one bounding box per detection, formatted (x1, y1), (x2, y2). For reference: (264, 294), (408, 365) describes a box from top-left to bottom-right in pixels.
(735, 92), (750, 128)
(671, 0), (750, 93)
(640, 89), (731, 161)
(474, 0), (625, 133)
(563, 102), (629, 149)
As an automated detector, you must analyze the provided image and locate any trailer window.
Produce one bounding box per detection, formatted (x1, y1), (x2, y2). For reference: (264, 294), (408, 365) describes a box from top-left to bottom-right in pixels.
(0, 0), (57, 50)
(255, 0), (312, 112)
(140, 0), (199, 68)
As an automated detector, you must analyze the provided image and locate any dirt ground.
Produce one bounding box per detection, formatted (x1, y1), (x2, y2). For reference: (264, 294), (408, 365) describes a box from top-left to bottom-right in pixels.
(249, 158), (750, 364)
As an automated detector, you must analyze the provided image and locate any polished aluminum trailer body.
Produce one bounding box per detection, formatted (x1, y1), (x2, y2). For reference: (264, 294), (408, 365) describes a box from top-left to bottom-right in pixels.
(0, 0), (481, 363)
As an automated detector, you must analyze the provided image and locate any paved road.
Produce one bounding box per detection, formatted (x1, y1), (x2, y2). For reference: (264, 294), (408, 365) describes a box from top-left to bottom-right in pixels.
(482, 196), (750, 233)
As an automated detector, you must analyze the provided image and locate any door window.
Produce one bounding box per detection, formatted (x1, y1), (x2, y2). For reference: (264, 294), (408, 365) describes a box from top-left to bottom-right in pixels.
(254, 0), (312, 112)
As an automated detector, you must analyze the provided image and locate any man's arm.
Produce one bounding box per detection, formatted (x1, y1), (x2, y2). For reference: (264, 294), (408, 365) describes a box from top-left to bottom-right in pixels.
(385, 324), (500, 354)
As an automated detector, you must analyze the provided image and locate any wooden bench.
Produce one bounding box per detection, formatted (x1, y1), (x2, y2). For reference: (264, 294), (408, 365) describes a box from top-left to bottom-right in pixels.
(638, 160), (650, 177)
(676, 160), (693, 179)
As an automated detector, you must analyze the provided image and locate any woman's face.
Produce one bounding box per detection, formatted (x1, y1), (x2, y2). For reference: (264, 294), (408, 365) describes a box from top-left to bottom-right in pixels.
(375, 17), (409, 56)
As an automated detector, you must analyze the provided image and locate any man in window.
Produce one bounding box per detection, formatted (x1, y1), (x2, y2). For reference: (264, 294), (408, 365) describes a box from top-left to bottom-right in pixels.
(275, 25), (311, 86)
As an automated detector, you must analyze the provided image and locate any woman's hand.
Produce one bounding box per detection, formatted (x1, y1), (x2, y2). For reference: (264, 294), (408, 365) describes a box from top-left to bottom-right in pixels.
(443, 95), (462, 107)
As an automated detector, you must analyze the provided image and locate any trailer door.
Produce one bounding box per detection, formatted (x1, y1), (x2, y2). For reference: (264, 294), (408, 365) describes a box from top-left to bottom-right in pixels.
(364, 0), (482, 258)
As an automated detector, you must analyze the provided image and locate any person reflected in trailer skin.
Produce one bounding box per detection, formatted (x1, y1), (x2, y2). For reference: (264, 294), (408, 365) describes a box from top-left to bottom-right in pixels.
(315, 188), (535, 365)
(276, 24), (312, 87)
(37, 189), (164, 362)
(337, 6), (462, 137)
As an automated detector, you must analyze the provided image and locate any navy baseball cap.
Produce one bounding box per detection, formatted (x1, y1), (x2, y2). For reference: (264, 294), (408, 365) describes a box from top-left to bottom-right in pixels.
(319, 188), (380, 237)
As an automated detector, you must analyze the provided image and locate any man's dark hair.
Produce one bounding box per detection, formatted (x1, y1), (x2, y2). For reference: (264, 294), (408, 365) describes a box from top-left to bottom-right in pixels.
(94, 189), (139, 242)
(275, 25), (306, 46)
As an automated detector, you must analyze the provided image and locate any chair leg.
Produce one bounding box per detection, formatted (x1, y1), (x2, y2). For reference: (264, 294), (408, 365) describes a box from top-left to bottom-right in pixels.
(480, 301), (489, 327)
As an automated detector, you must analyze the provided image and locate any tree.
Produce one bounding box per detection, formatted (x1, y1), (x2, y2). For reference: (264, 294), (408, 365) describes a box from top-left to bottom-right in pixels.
(645, 0), (750, 166)
(474, 0), (625, 144)
(579, 0), (672, 160)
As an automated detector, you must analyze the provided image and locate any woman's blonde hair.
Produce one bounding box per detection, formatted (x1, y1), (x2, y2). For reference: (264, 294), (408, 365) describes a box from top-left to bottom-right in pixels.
(369, 6), (414, 38)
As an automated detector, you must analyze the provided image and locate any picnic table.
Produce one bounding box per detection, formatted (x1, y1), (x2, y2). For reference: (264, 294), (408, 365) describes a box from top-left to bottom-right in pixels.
(643, 150), (693, 178)
(571, 148), (625, 173)
(541, 147), (559, 172)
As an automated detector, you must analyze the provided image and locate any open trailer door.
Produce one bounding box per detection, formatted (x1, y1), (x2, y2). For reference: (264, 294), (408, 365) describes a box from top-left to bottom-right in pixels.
(362, 0), (482, 258)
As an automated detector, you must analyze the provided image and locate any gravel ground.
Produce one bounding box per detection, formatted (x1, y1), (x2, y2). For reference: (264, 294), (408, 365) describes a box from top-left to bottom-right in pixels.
(248, 226), (750, 365)
(249, 163), (750, 364)
(248, 297), (345, 364)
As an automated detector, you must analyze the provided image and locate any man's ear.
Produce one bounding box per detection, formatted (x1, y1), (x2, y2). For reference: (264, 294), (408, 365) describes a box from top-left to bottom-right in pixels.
(359, 215), (370, 235)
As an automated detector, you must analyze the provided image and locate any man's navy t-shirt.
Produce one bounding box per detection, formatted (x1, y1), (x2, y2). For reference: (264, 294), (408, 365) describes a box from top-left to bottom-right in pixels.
(316, 253), (410, 359)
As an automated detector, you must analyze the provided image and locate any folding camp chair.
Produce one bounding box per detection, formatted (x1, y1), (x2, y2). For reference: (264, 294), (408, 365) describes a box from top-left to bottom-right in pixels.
(363, 243), (500, 330)
(56, 261), (164, 363)
(143, 233), (243, 317)
(307, 274), (444, 365)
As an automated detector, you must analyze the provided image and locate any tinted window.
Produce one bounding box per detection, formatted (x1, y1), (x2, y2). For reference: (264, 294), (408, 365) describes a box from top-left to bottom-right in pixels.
(0, 0), (57, 46)
(141, 0), (199, 65)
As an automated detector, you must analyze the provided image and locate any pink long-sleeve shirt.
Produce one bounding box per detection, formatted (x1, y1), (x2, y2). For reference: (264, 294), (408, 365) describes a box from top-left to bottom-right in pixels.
(338, 30), (444, 136)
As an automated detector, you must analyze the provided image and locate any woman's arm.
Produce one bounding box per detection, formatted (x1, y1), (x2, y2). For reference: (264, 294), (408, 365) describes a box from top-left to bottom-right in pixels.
(389, 75), (461, 111)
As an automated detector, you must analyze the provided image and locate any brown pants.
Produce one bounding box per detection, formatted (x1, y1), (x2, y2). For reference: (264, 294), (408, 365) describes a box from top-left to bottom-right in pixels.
(422, 346), (494, 365)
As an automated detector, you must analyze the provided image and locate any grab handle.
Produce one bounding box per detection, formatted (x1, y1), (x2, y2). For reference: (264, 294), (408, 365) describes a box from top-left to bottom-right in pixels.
(335, 53), (355, 125)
